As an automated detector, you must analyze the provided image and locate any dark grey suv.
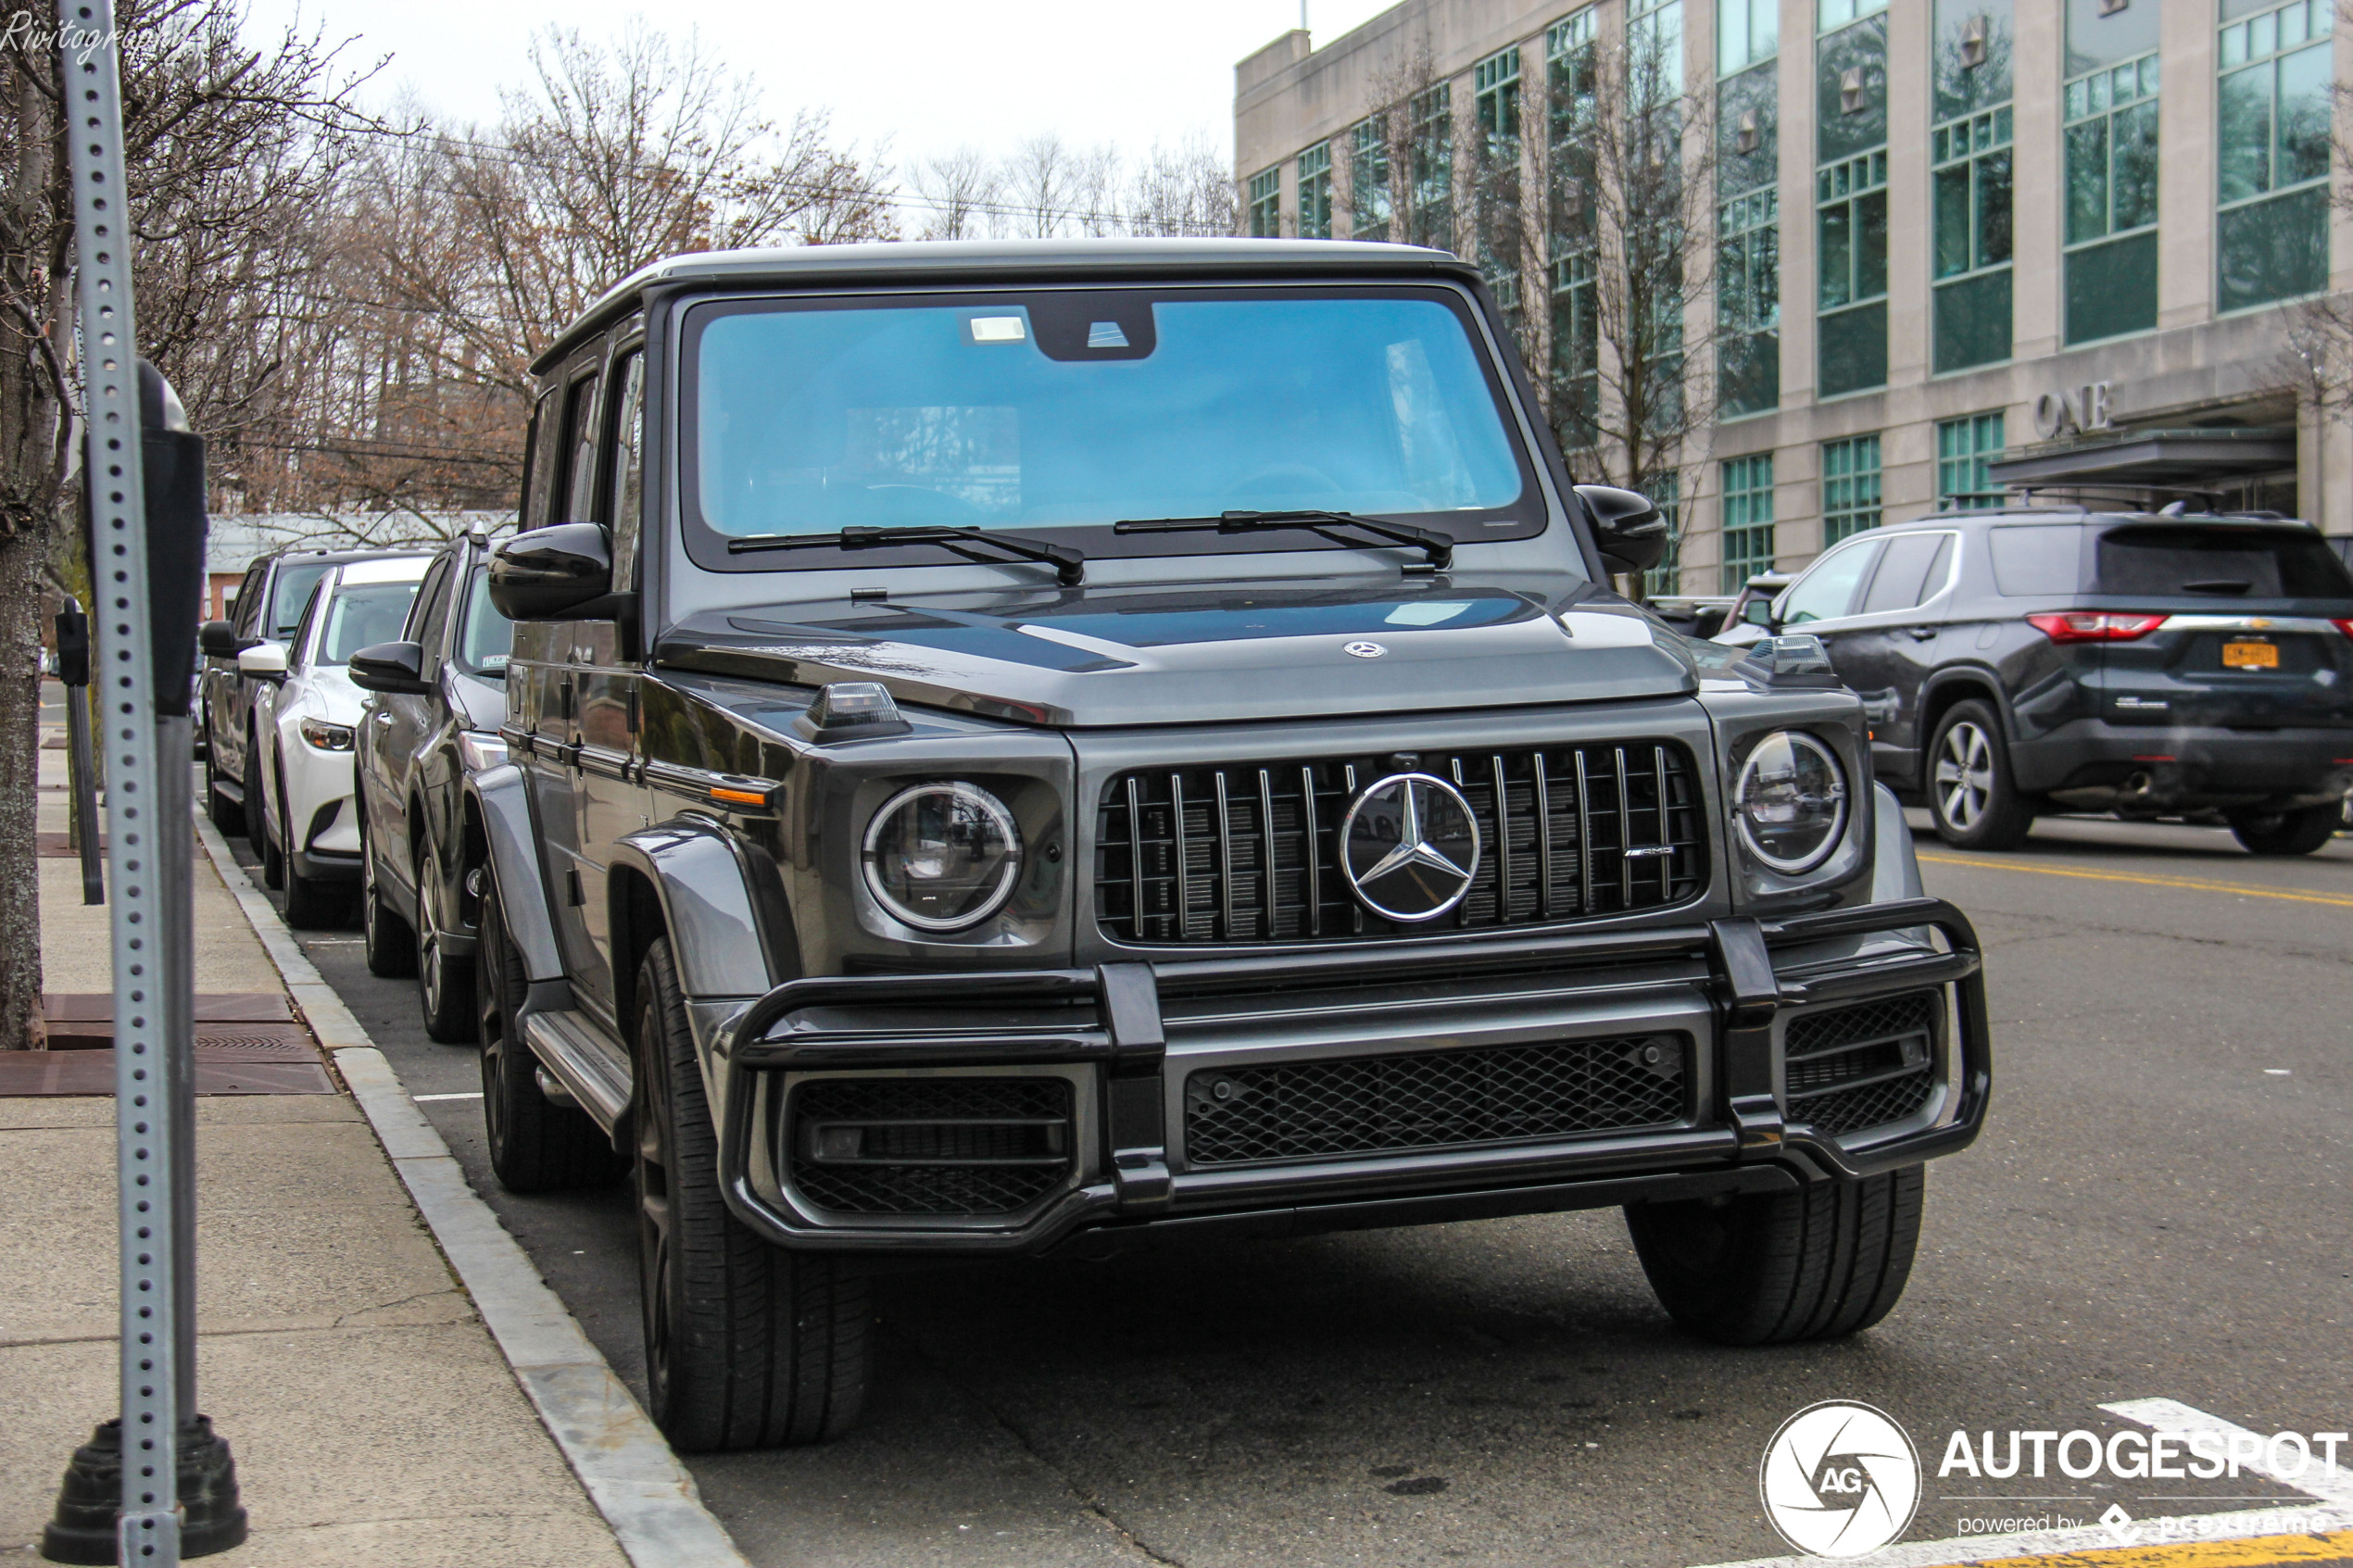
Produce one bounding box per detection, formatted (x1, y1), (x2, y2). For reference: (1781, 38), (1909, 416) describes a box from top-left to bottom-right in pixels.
(1754, 508), (2353, 853)
(464, 239), (1991, 1450)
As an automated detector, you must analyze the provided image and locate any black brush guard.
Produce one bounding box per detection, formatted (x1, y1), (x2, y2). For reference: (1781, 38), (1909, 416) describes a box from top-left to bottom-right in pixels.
(715, 898), (1991, 1254)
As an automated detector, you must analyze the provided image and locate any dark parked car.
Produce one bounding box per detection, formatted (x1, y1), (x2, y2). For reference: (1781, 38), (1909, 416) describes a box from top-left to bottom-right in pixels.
(467, 238), (1990, 1450)
(1746, 508), (2353, 853)
(347, 532), (516, 1040)
(198, 546), (420, 837)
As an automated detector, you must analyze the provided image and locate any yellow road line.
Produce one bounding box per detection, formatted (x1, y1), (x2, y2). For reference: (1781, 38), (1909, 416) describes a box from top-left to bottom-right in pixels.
(1968, 1527), (2353, 1567)
(1916, 854), (2353, 909)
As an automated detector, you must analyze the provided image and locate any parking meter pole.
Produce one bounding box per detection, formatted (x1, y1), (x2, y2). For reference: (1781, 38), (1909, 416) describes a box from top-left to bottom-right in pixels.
(55, 602), (103, 906)
(36, 3), (244, 1562)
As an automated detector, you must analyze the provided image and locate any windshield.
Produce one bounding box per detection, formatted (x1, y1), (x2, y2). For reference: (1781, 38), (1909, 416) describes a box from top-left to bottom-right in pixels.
(270, 562), (331, 638)
(318, 582), (421, 665)
(453, 566), (513, 676)
(683, 287), (1544, 571)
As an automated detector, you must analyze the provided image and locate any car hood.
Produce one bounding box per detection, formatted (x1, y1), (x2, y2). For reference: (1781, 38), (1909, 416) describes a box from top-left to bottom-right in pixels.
(654, 581), (1696, 726)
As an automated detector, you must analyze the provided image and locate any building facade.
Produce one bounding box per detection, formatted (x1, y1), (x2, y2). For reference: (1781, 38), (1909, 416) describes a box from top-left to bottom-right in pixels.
(1236, 0), (2353, 593)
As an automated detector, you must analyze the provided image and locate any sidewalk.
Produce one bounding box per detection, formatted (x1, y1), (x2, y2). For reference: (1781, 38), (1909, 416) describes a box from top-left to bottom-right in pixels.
(3, 743), (630, 1564)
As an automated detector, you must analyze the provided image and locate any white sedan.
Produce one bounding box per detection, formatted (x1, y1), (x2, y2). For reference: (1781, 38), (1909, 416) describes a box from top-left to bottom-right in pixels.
(241, 555), (431, 925)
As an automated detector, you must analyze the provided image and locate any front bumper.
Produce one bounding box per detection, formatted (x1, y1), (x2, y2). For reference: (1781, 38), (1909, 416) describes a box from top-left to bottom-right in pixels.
(2015, 719), (2353, 809)
(714, 898), (1990, 1255)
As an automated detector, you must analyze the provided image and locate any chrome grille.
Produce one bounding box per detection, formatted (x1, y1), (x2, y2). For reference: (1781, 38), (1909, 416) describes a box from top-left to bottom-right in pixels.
(1096, 742), (1706, 945)
(1182, 1034), (1690, 1167)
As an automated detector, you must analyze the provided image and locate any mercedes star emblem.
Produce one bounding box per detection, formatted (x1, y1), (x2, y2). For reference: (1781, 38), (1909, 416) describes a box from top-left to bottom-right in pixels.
(1344, 641), (1387, 658)
(1339, 772), (1481, 922)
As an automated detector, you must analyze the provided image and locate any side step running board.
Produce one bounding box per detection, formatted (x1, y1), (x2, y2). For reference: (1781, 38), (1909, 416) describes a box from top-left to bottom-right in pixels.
(522, 1010), (632, 1133)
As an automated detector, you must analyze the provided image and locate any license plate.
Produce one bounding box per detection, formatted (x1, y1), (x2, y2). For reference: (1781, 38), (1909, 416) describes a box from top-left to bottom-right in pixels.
(2222, 640), (2279, 670)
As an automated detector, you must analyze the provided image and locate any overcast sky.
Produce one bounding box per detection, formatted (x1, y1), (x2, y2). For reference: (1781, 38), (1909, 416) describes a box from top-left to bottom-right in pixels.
(240, 0), (1398, 173)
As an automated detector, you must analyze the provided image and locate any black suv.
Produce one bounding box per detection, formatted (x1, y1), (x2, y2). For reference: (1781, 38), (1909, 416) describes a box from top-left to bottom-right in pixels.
(1754, 508), (2353, 853)
(464, 239), (1990, 1450)
(348, 532), (516, 1040)
(197, 546), (414, 834)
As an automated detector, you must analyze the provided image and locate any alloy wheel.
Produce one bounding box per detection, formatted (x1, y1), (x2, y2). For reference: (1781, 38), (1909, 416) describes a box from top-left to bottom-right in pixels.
(635, 1005), (676, 1409)
(418, 861), (447, 1017)
(1934, 720), (1994, 831)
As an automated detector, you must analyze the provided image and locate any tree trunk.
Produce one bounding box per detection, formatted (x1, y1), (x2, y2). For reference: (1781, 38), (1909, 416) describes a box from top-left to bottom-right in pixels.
(0, 520), (43, 1047)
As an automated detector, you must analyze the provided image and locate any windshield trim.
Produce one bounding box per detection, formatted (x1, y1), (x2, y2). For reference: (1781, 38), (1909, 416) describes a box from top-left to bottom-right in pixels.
(672, 280), (1555, 578)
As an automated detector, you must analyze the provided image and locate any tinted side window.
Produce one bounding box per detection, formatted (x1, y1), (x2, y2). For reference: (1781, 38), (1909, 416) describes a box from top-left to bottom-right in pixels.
(270, 562), (333, 639)
(1990, 525), (2085, 596)
(230, 563), (267, 635)
(523, 388), (562, 530)
(553, 373), (601, 525)
(607, 348), (646, 591)
(2094, 526), (2353, 598)
(1781, 539), (1882, 624)
(1858, 532), (1954, 615)
(408, 558), (456, 667)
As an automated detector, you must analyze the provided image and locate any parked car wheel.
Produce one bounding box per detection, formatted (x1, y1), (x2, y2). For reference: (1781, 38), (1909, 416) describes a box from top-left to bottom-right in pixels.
(245, 742), (279, 884)
(1625, 1165), (1925, 1345)
(414, 840), (475, 1043)
(1925, 701), (2035, 850)
(635, 935), (867, 1450)
(477, 873), (623, 1194)
(2225, 802), (2342, 857)
(203, 733), (244, 836)
(360, 822), (416, 978)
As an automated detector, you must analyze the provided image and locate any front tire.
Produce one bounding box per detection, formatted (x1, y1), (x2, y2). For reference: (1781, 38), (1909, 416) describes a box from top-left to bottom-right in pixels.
(245, 743), (280, 884)
(361, 823), (417, 977)
(415, 841), (475, 1043)
(1925, 701), (2035, 850)
(635, 936), (867, 1450)
(477, 873), (623, 1193)
(2226, 802), (2341, 857)
(1626, 1166), (1925, 1345)
(204, 726), (244, 835)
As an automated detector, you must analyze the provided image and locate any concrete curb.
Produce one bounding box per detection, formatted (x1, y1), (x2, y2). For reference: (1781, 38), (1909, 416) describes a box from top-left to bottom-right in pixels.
(193, 809), (751, 1568)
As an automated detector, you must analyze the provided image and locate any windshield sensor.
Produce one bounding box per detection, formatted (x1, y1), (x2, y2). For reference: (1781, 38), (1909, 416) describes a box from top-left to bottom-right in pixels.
(726, 525), (1086, 585)
(1114, 509), (1455, 571)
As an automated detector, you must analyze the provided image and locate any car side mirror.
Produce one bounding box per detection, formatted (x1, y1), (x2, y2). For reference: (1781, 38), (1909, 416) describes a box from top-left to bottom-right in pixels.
(237, 642), (288, 680)
(1743, 597), (1780, 630)
(348, 640), (433, 696)
(487, 522), (623, 621)
(1575, 484), (1669, 575)
(198, 619), (245, 659)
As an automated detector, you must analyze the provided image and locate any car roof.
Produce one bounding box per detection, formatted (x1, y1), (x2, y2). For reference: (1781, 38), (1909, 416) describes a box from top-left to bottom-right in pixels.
(333, 555), (433, 585)
(533, 237), (1473, 375)
(1886, 508), (2317, 531)
(261, 545), (436, 571)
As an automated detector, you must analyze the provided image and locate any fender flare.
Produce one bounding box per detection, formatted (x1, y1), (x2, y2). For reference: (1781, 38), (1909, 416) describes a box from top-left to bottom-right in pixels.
(464, 761), (566, 986)
(607, 817), (797, 1002)
(1918, 665), (2016, 744)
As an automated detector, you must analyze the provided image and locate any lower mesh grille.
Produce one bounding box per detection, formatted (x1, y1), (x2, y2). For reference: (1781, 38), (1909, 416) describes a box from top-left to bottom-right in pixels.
(786, 1077), (1074, 1217)
(1183, 1035), (1688, 1168)
(1784, 992), (1937, 1136)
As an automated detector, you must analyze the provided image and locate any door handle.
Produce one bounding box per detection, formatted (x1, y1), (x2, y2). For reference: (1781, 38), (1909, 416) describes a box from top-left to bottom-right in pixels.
(1906, 626), (1939, 641)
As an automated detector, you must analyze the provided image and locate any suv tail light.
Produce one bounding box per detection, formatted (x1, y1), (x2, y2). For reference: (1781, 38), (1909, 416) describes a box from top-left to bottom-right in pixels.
(2027, 612), (2167, 644)
(2332, 620), (2353, 638)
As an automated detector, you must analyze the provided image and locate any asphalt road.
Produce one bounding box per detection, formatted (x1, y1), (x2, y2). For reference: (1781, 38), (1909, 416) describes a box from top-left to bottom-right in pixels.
(222, 805), (2353, 1568)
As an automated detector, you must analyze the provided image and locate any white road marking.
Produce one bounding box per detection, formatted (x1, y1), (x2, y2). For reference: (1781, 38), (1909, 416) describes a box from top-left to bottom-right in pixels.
(1687, 1399), (2353, 1568)
(412, 1092), (484, 1102)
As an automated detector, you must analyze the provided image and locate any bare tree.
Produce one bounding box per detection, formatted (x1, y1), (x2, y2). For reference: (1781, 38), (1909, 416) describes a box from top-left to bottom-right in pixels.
(0, 0), (378, 1047)
(911, 145), (1000, 241)
(1124, 135), (1239, 237)
(1000, 132), (1080, 238)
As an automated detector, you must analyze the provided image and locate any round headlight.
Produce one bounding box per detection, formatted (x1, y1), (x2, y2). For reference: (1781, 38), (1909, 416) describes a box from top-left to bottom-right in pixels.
(1733, 732), (1849, 874)
(862, 783), (1023, 932)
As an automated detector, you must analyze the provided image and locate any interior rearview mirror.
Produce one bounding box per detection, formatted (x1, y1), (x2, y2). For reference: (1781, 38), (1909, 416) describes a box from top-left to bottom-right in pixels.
(487, 522), (621, 621)
(1575, 484), (1669, 575)
(347, 640), (433, 696)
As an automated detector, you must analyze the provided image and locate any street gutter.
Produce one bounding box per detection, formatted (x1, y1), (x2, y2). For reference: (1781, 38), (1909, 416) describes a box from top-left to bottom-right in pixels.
(193, 808), (751, 1568)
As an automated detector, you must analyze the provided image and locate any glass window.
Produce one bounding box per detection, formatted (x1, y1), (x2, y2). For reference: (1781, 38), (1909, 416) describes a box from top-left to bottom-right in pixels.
(1934, 0), (2013, 122)
(2065, 0), (2160, 78)
(1720, 0), (1778, 74)
(1719, 187), (1780, 416)
(1248, 167), (1281, 238)
(406, 558), (454, 663)
(1782, 535), (1881, 624)
(2215, 7), (2331, 312)
(683, 291), (1539, 560)
(606, 348), (647, 592)
(1817, 12), (1888, 164)
(1821, 433), (1882, 545)
(1350, 118), (1392, 242)
(1931, 0), (2014, 374)
(1859, 531), (1956, 615)
(1297, 143), (1333, 240)
(1647, 470), (1684, 594)
(268, 562), (332, 641)
(1721, 452), (1776, 592)
(1936, 412), (2007, 510)
(2095, 524), (2353, 597)
(2062, 27), (2158, 345)
(1552, 253), (1599, 446)
(319, 581), (423, 666)
(1818, 0), (1887, 28)
(1718, 62), (1779, 196)
(1631, 0), (1685, 76)
(1990, 524), (2084, 596)
(1475, 47), (1522, 162)
(1816, 11), (1886, 399)
(454, 568), (514, 677)
(1410, 84), (1453, 248)
(555, 372), (600, 524)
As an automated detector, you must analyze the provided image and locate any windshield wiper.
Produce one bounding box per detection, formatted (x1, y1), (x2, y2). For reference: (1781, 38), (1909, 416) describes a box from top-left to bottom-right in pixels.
(1113, 509), (1454, 571)
(726, 525), (1085, 585)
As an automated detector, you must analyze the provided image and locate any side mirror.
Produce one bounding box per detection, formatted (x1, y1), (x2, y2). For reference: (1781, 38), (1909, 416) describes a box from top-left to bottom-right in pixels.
(237, 642), (288, 680)
(487, 522), (620, 621)
(198, 620), (245, 659)
(1575, 484), (1670, 574)
(1743, 596), (1779, 629)
(348, 640), (433, 696)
